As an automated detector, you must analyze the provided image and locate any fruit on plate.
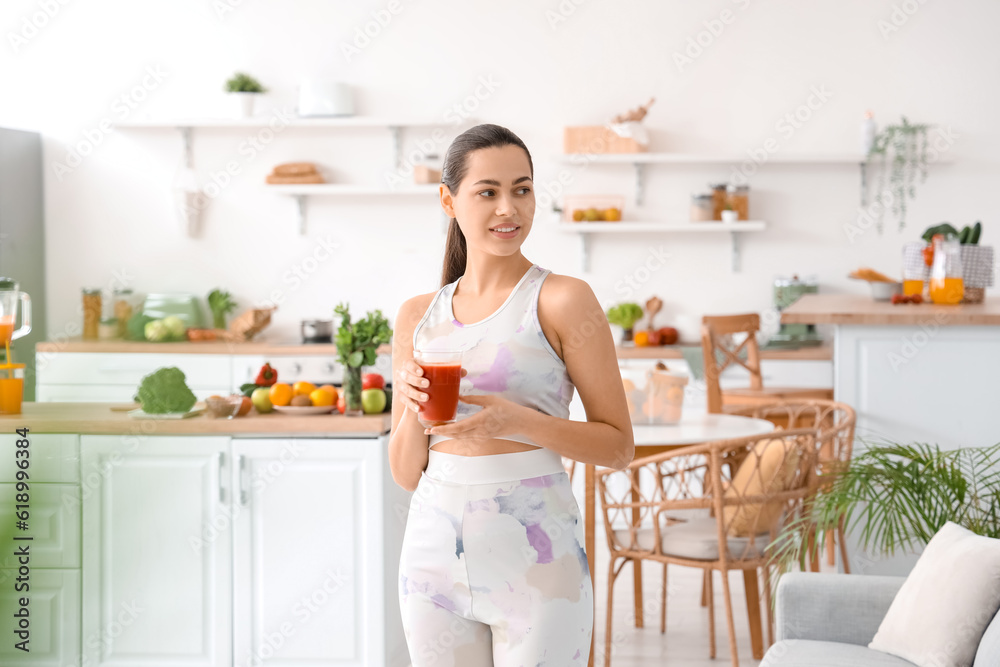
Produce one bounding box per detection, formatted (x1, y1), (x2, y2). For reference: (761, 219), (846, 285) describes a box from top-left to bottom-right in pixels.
(362, 373), (385, 391)
(604, 207), (622, 222)
(293, 381), (316, 397)
(290, 394), (313, 407)
(251, 387), (274, 413)
(318, 384), (336, 395)
(336, 392), (346, 414)
(268, 382), (293, 407)
(657, 326), (679, 345)
(361, 388), (387, 414)
(236, 395), (252, 416)
(310, 388), (335, 407)
(255, 363), (278, 387)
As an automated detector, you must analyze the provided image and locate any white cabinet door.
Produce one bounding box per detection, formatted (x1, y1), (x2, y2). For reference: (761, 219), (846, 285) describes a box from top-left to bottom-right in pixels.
(231, 437), (383, 667)
(0, 568), (80, 667)
(81, 436), (232, 667)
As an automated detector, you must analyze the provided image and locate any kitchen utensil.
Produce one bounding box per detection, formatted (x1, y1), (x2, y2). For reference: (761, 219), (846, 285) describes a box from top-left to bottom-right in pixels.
(645, 296), (663, 330)
(766, 275), (823, 348)
(301, 319), (333, 344)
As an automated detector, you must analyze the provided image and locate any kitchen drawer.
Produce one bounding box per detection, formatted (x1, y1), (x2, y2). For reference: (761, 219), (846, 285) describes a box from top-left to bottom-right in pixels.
(36, 352), (232, 387)
(0, 484), (80, 568)
(0, 434), (79, 483)
(0, 569), (80, 667)
(233, 354), (392, 387)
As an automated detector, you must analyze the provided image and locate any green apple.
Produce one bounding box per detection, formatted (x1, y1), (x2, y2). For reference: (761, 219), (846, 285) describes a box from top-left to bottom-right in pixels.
(361, 388), (386, 414)
(251, 387), (273, 413)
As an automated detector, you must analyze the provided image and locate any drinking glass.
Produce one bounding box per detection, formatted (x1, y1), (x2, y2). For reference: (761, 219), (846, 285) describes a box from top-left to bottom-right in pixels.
(413, 349), (463, 428)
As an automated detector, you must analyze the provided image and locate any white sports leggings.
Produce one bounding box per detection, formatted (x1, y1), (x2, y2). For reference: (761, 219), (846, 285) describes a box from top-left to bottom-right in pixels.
(398, 447), (593, 666)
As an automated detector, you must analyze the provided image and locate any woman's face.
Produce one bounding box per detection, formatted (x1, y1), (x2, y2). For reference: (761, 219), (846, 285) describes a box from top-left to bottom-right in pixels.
(442, 145), (535, 255)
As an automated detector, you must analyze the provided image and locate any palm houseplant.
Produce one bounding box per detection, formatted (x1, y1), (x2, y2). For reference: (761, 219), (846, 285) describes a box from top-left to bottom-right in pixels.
(771, 440), (1000, 580)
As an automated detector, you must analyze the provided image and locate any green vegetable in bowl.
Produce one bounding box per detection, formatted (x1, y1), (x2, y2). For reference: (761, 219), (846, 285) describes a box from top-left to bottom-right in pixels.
(135, 367), (197, 414)
(606, 303), (644, 330)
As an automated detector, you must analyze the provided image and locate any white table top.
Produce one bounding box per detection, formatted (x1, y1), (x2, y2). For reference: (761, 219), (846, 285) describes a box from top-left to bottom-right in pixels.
(632, 412), (774, 446)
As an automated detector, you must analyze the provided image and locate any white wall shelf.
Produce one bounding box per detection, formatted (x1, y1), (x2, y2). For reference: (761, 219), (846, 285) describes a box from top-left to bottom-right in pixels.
(265, 184), (441, 234)
(555, 152), (953, 205)
(556, 220), (767, 272)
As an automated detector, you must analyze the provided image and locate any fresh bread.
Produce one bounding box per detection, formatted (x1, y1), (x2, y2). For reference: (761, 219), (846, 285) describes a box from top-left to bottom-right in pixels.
(272, 162), (318, 176)
(849, 267), (896, 283)
(265, 173), (325, 185)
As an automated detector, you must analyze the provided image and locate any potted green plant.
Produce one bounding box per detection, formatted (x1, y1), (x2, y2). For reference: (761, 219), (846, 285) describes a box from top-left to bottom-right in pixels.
(333, 303), (392, 416)
(224, 72), (268, 118)
(771, 440), (1000, 579)
(606, 302), (643, 345)
(862, 116), (935, 233)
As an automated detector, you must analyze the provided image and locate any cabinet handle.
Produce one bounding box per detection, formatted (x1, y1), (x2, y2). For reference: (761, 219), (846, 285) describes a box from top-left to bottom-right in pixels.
(238, 454), (248, 506)
(292, 362), (303, 375)
(218, 451), (225, 504)
(323, 362), (335, 374)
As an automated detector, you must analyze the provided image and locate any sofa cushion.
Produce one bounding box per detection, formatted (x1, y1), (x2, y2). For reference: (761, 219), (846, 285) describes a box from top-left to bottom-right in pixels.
(762, 639), (916, 666)
(870, 522), (1000, 667)
(974, 608), (1000, 667)
(614, 517), (770, 560)
(723, 436), (801, 536)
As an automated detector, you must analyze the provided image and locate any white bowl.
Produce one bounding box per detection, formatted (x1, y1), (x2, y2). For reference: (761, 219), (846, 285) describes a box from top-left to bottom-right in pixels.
(870, 281), (902, 301)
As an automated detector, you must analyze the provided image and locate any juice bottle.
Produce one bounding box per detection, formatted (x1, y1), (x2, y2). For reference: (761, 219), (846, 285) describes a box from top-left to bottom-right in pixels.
(929, 234), (965, 305)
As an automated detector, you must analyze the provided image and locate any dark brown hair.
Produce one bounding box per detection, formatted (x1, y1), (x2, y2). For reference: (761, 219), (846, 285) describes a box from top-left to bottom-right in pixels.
(439, 124), (534, 287)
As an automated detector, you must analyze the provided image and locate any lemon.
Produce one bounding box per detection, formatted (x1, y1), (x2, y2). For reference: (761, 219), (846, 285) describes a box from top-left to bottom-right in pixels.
(310, 388), (334, 407)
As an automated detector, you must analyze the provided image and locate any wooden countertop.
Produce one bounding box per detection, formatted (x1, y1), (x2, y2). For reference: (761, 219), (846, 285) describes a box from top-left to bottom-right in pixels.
(0, 402), (391, 436)
(782, 294), (1000, 326)
(35, 338), (393, 356)
(35, 337), (831, 361)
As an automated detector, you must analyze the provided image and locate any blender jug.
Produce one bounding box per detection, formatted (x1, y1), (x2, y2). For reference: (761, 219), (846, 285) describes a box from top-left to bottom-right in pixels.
(0, 276), (31, 346)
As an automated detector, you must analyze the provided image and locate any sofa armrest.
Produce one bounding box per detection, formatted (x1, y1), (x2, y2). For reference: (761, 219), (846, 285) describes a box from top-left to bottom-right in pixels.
(775, 572), (905, 646)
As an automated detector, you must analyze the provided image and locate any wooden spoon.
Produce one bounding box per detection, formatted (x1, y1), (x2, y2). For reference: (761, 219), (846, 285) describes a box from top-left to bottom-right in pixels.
(645, 296), (663, 330)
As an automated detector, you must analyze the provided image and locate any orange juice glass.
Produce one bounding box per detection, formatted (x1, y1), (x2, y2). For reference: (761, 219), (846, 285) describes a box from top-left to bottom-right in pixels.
(902, 279), (925, 297)
(0, 363), (25, 415)
(929, 277), (964, 305)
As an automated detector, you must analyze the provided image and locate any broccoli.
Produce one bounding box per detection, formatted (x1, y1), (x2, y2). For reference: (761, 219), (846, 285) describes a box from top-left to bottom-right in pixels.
(136, 367), (198, 414)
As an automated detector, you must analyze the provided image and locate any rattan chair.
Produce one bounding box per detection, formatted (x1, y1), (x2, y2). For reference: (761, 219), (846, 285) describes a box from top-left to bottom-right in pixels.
(701, 314), (833, 414)
(728, 399), (857, 572)
(597, 428), (819, 667)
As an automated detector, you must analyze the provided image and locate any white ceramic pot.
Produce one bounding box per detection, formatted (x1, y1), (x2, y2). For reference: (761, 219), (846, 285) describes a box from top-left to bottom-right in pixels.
(721, 209), (738, 223)
(230, 92), (259, 118)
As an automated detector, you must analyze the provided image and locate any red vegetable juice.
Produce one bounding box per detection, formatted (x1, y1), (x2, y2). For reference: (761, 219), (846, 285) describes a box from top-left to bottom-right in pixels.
(417, 362), (462, 426)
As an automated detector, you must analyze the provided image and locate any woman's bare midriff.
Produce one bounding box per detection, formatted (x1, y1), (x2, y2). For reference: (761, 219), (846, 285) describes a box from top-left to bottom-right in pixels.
(429, 437), (542, 456)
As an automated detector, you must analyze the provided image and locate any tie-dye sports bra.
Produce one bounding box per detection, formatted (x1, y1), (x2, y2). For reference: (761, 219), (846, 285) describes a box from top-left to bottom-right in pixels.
(412, 263), (575, 449)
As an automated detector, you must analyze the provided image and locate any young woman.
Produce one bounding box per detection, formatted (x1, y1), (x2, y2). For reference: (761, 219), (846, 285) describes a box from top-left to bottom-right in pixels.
(389, 123), (634, 666)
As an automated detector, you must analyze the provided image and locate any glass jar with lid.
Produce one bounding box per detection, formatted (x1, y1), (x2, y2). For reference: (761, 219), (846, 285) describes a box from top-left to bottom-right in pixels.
(726, 184), (750, 220)
(690, 193), (714, 222)
(81, 288), (102, 340)
(709, 183), (727, 220)
(113, 288), (141, 338)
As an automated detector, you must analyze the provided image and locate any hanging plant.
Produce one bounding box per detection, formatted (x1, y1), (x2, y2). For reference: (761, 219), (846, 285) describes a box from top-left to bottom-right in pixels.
(862, 116), (933, 233)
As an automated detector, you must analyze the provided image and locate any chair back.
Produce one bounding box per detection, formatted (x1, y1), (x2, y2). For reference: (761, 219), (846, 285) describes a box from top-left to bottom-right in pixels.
(701, 313), (763, 414)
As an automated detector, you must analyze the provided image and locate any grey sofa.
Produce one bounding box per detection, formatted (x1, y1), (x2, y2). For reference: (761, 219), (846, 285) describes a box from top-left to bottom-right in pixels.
(761, 573), (1000, 666)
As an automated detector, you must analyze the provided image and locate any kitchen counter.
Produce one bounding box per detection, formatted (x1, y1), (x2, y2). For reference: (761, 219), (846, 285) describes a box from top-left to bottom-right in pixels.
(781, 294), (1000, 325)
(0, 401), (391, 435)
(616, 343), (832, 360)
(36, 337), (393, 355)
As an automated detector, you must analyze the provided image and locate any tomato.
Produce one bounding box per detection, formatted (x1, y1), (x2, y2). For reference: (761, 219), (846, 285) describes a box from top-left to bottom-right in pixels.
(362, 373), (385, 390)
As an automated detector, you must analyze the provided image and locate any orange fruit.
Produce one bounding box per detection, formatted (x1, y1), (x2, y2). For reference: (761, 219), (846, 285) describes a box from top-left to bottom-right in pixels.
(269, 383), (293, 407)
(318, 384), (336, 395)
(634, 330), (650, 347)
(293, 381), (316, 397)
(309, 388), (334, 407)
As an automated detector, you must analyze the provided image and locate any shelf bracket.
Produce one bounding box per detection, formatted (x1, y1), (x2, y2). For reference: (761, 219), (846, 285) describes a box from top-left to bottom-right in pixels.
(578, 232), (592, 273)
(179, 127), (194, 169)
(389, 125), (402, 169)
(730, 230), (742, 272)
(633, 162), (646, 206)
(294, 195), (307, 235)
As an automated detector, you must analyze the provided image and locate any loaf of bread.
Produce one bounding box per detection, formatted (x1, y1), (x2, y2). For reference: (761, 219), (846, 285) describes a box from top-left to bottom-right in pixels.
(272, 162), (318, 176)
(265, 172), (325, 185)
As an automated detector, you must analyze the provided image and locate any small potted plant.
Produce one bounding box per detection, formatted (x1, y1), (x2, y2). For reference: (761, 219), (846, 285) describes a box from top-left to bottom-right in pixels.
(720, 203), (738, 224)
(224, 72), (268, 118)
(606, 302), (643, 345)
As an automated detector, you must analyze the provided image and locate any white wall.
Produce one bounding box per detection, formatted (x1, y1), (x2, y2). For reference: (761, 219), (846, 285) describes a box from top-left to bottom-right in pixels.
(1, 0), (996, 344)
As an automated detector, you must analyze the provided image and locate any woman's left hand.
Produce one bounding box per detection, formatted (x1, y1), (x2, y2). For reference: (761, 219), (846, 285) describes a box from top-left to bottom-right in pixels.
(424, 394), (524, 440)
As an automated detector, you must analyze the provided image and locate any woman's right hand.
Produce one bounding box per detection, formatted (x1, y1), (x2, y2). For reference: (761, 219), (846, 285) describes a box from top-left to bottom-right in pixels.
(396, 360), (467, 415)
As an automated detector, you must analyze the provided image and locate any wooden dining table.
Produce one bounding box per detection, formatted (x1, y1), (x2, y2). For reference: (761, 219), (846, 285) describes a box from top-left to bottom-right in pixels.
(584, 412), (775, 666)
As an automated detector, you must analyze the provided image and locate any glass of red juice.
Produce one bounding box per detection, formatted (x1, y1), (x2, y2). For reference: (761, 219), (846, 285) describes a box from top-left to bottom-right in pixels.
(413, 349), (463, 428)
